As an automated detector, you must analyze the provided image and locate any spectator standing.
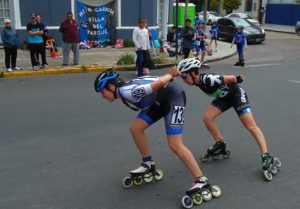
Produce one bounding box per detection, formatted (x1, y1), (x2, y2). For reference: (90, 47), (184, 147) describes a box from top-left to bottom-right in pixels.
(59, 11), (79, 66)
(181, 19), (194, 59)
(1, 19), (21, 72)
(27, 13), (48, 70)
(231, 26), (247, 67)
(194, 23), (207, 63)
(35, 14), (48, 65)
(209, 21), (219, 52)
(132, 18), (150, 77)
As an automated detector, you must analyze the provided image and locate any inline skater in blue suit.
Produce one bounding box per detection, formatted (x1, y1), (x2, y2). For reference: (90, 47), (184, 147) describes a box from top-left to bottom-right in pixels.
(231, 26), (247, 67)
(94, 68), (222, 208)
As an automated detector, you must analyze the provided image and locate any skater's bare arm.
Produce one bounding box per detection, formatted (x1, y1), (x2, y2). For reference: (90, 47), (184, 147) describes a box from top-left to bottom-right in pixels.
(223, 75), (244, 84)
(150, 67), (179, 92)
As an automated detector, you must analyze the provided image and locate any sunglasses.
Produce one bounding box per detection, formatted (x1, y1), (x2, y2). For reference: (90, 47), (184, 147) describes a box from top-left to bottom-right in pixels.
(181, 74), (188, 80)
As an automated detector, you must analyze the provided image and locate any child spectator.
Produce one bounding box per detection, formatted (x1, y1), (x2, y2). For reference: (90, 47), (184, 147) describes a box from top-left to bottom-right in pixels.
(231, 26), (247, 67)
(194, 23), (207, 63)
(209, 21), (219, 53)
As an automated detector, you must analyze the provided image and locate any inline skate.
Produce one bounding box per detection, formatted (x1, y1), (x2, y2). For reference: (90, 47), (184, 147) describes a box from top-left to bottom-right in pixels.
(181, 176), (222, 208)
(262, 153), (282, 181)
(201, 141), (230, 162)
(122, 161), (164, 188)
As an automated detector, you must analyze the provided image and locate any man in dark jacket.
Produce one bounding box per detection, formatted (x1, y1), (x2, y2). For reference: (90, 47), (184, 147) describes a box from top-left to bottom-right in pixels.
(181, 19), (194, 59)
(59, 11), (79, 66)
(1, 19), (21, 72)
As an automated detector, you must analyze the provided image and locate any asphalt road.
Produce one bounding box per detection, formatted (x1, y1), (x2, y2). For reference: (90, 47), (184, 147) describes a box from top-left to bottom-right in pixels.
(0, 32), (300, 209)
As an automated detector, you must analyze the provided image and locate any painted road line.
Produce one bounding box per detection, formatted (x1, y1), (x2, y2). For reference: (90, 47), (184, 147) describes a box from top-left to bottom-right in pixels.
(245, 63), (282, 68)
(288, 80), (300, 84)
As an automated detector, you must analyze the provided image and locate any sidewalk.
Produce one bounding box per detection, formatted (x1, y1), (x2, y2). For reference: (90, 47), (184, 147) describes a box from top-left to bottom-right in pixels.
(262, 24), (296, 34)
(0, 41), (236, 78)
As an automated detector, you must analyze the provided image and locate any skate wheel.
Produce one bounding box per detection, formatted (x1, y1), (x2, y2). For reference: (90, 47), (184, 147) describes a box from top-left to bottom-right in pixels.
(181, 195), (193, 209)
(122, 176), (133, 188)
(201, 189), (213, 201)
(192, 193), (203, 205)
(154, 169), (164, 181)
(263, 170), (273, 181)
(143, 173), (153, 183)
(133, 176), (143, 185)
(224, 150), (231, 159)
(270, 166), (278, 175)
(200, 153), (209, 163)
(211, 185), (222, 198)
(274, 158), (282, 168)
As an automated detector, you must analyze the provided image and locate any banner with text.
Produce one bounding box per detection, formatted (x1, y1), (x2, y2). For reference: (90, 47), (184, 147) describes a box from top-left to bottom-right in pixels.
(76, 0), (117, 44)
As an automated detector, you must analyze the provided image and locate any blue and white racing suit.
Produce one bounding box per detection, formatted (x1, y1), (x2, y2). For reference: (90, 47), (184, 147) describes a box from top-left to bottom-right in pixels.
(118, 76), (186, 135)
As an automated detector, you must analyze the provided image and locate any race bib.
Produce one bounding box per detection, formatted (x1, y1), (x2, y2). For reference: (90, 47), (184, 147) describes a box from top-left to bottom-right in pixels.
(171, 106), (185, 125)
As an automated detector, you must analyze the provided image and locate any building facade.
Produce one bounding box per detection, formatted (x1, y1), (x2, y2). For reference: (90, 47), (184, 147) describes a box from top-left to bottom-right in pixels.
(0, 0), (174, 45)
(233, 0), (300, 25)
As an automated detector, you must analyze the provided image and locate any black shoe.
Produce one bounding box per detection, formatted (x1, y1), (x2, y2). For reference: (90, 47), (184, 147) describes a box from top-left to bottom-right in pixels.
(62, 64), (68, 66)
(234, 62), (240, 66)
(73, 63), (78, 65)
(240, 63), (245, 67)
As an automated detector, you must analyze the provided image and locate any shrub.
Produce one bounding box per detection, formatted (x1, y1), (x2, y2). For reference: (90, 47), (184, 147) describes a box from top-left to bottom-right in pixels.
(123, 39), (135, 48)
(116, 54), (135, 65)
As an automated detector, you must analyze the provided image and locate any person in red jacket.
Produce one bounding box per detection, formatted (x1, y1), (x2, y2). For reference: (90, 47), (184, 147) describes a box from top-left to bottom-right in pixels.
(59, 11), (79, 66)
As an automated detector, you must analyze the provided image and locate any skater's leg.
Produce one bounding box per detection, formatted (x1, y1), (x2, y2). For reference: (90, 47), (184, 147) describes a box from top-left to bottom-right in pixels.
(130, 118), (151, 158)
(239, 112), (268, 154)
(203, 105), (224, 142)
(167, 134), (203, 178)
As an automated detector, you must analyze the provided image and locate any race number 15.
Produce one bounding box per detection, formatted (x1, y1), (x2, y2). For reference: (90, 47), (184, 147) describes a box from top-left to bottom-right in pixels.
(171, 106), (185, 125)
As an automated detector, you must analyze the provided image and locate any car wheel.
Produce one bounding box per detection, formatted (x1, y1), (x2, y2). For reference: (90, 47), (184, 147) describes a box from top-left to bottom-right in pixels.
(298, 30), (300, 36)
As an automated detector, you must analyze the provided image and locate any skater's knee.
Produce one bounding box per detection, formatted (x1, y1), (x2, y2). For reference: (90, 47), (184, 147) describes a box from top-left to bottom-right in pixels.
(203, 114), (213, 125)
(168, 140), (183, 154)
(130, 123), (145, 134)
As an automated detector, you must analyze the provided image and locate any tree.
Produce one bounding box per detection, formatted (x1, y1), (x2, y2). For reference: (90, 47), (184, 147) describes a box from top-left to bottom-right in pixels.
(223, 0), (241, 14)
(209, 0), (218, 11)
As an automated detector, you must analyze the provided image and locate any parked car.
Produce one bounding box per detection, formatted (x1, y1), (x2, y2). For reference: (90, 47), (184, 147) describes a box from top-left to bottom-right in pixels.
(225, 13), (260, 26)
(217, 17), (265, 43)
(295, 21), (300, 35)
(198, 11), (221, 25)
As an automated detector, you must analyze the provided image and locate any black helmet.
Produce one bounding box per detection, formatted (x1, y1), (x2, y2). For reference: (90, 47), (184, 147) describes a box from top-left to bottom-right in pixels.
(237, 25), (244, 30)
(94, 69), (119, 92)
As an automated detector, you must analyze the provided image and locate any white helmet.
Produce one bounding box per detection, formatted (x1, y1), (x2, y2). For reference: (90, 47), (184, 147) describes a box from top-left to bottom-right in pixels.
(177, 58), (202, 73)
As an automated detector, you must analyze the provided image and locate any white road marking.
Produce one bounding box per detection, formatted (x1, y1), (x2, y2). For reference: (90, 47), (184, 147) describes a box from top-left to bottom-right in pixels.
(245, 63), (282, 68)
(288, 80), (300, 84)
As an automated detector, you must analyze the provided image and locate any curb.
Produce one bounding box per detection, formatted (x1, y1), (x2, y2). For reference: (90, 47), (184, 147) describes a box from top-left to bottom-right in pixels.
(0, 51), (236, 78)
(264, 28), (296, 34)
(0, 63), (175, 78)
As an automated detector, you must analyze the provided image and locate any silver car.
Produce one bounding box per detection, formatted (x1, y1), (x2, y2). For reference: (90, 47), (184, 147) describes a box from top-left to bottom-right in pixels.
(226, 13), (260, 26)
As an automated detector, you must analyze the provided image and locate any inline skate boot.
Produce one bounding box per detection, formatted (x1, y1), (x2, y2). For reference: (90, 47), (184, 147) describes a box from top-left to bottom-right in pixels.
(262, 153), (282, 181)
(201, 141), (230, 162)
(181, 176), (222, 208)
(122, 161), (164, 188)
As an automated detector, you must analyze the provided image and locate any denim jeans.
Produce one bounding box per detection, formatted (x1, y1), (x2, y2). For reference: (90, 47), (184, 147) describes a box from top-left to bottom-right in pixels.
(136, 50), (147, 77)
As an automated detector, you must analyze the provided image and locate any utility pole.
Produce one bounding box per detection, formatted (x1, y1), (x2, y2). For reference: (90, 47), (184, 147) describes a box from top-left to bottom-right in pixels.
(203, 0), (208, 28)
(175, 0), (179, 61)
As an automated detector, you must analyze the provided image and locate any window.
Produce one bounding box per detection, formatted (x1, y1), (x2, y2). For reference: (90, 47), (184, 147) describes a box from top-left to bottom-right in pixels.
(0, 0), (10, 28)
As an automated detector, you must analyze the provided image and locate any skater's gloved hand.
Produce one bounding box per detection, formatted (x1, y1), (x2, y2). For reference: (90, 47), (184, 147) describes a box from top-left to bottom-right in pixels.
(236, 75), (244, 83)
